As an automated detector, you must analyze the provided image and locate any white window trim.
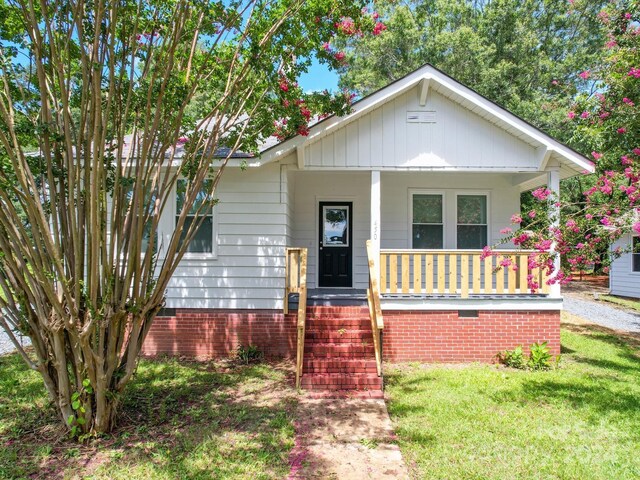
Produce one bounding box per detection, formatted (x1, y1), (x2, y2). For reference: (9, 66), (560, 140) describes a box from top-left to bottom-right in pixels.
(455, 191), (491, 250)
(173, 179), (219, 260)
(632, 235), (640, 274)
(408, 189), (446, 249)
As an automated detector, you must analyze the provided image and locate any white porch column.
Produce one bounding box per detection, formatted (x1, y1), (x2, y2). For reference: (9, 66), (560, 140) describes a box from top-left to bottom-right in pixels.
(370, 170), (381, 255)
(547, 162), (561, 298)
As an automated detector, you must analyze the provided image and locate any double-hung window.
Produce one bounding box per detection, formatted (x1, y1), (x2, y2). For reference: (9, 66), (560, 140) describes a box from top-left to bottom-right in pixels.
(411, 193), (444, 249)
(456, 194), (488, 249)
(633, 236), (640, 272)
(176, 179), (216, 255)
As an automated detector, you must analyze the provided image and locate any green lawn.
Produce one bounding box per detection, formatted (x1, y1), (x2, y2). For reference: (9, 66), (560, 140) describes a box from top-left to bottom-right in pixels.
(598, 294), (640, 313)
(0, 355), (296, 479)
(385, 321), (640, 479)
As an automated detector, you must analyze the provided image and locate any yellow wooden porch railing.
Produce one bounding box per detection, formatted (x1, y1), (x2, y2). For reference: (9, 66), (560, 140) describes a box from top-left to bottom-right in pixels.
(379, 249), (549, 297)
(366, 240), (384, 377)
(285, 248), (308, 389)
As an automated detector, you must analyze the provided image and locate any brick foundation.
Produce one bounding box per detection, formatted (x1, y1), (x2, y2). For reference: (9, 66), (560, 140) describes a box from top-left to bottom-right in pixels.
(142, 308), (560, 363)
(142, 309), (297, 358)
(383, 310), (561, 362)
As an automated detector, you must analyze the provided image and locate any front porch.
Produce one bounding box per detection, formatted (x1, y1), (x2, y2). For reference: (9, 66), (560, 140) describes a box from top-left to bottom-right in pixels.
(285, 243), (562, 390)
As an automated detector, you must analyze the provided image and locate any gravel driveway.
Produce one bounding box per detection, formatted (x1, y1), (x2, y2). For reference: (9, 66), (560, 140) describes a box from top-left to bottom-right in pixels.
(563, 294), (640, 333)
(0, 328), (31, 355)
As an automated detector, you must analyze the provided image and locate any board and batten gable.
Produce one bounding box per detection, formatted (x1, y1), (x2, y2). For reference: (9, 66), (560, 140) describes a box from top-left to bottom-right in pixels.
(164, 161), (292, 310)
(610, 233), (640, 299)
(301, 86), (539, 171)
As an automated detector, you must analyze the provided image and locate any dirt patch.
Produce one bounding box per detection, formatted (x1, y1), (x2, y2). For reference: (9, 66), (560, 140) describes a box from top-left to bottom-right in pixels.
(289, 397), (410, 479)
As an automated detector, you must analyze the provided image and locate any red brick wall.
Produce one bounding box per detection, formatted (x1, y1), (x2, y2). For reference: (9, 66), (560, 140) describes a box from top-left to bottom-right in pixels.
(142, 309), (298, 359)
(383, 310), (561, 362)
(142, 308), (560, 363)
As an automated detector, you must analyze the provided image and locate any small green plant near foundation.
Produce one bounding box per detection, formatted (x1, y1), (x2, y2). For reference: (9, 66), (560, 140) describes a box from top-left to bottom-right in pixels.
(498, 342), (556, 370)
(497, 345), (527, 369)
(528, 342), (553, 370)
(236, 344), (263, 364)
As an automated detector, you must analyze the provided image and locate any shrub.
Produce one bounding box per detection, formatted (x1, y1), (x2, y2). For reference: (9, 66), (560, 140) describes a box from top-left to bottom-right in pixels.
(236, 345), (263, 364)
(498, 342), (557, 370)
(498, 345), (527, 369)
(528, 342), (552, 370)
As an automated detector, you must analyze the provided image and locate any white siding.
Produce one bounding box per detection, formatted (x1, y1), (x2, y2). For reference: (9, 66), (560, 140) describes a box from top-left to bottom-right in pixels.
(304, 87), (538, 171)
(289, 171), (519, 289)
(380, 172), (519, 250)
(610, 233), (640, 298)
(291, 171), (371, 289)
(164, 162), (289, 309)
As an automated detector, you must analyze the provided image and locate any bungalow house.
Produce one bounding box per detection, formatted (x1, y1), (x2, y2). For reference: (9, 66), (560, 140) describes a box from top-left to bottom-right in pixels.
(142, 64), (593, 393)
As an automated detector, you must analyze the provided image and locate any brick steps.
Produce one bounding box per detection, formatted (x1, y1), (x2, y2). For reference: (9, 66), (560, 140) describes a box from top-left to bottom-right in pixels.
(301, 306), (382, 396)
(305, 329), (373, 343)
(300, 373), (383, 390)
(304, 342), (375, 358)
(303, 358), (378, 374)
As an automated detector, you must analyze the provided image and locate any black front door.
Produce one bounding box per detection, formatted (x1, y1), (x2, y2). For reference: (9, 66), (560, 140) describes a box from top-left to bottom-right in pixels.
(318, 202), (353, 288)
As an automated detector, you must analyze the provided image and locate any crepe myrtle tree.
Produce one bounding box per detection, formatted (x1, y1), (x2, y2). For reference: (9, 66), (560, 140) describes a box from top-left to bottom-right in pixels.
(0, 0), (386, 434)
(491, 0), (640, 289)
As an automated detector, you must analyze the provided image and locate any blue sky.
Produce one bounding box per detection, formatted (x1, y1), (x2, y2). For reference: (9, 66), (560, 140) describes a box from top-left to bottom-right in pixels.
(298, 58), (340, 92)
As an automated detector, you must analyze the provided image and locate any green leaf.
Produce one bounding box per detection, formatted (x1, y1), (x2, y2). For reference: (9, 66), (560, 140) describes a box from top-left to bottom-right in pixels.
(82, 379), (91, 388)
(76, 417), (86, 425)
(85, 386), (93, 394)
(67, 415), (75, 425)
(72, 400), (80, 410)
(72, 392), (80, 401)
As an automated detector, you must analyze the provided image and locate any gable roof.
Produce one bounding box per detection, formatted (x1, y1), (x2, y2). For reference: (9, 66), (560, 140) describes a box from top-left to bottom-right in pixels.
(256, 63), (594, 182)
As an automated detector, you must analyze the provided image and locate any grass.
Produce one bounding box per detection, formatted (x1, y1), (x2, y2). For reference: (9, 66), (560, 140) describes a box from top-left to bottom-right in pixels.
(598, 294), (640, 313)
(385, 320), (640, 480)
(0, 355), (296, 479)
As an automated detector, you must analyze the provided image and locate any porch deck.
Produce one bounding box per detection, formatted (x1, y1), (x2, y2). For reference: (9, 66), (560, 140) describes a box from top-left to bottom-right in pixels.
(288, 289), (551, 307)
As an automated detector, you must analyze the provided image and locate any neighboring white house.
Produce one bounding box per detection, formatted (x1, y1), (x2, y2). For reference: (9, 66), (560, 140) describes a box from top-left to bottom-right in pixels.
(610, 232), (640, 299)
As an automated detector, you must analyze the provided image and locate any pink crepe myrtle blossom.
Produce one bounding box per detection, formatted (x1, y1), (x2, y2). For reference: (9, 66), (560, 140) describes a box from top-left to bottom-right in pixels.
(511, 214), (523, 224)
(617, 127), (627, 134)
(334, 51), (346, 62)
(513, 232), (531, 245)
(322, 42), (331, 51)
(500, 227), (512, 235)
(177, 136), (188, 144)
(480, 245), (494, 260)
(580, 111), (590, 119)
(628, 67), (640, 78)
(599, 111), (610, 119)
(579, 70), (591, 79)
(372, 22), (387, 35)
(528, 210), (536, 219)
(336, 17), (356, 35)
(633, 148), (640, 156)
(633, 222), (640, 235)
(500, 257), (512, 268)
(567, 111), (576, 119)
(592, 151), (603, 160)
(532, 187), (551, 201)
(623, 97), (635, 106)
